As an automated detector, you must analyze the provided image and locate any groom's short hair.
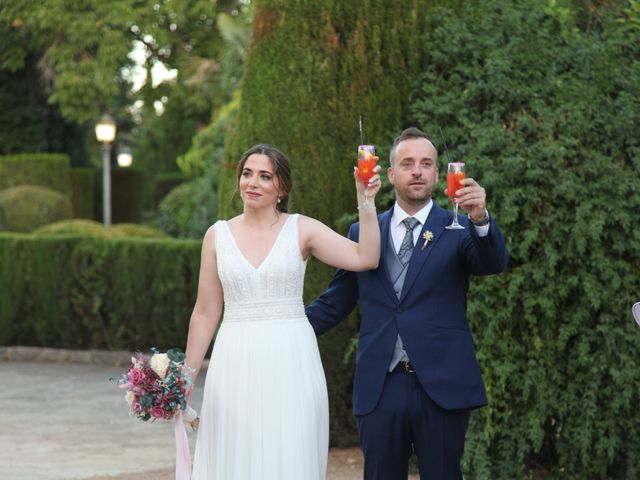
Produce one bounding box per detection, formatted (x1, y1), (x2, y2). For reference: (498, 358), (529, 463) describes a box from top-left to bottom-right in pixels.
(390, 127), (437, 166)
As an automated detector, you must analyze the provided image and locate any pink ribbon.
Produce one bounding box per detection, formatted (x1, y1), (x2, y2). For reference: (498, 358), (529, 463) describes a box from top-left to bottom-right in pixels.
(174, 411), (192, 480)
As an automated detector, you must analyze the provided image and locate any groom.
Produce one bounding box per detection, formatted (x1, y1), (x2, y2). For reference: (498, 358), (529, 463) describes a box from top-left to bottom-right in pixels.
(306, 127), (508, 479)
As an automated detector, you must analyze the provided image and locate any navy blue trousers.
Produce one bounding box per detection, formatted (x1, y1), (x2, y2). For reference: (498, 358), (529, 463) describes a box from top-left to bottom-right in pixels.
(356, 371), (470, 480)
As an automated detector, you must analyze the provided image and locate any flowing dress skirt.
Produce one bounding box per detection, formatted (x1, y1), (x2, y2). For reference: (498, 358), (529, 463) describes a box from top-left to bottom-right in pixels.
(191, 316), (329, 479)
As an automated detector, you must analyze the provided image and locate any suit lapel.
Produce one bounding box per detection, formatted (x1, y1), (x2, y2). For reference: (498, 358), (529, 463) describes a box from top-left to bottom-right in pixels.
(376, 208), (399, 304)
(399, 203), (449, 303)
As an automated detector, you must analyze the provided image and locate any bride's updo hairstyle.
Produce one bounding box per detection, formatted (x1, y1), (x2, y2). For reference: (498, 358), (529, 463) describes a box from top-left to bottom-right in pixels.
(237, 144), (293, 213)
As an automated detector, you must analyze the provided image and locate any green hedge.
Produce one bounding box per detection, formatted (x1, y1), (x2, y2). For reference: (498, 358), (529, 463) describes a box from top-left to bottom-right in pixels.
(410, 1), (640, 478)
(0, 234), (201, 350)
(0, 153), (71, 194)
(111, 168), (143, 223)
(70, 168), (95, 219)
(0, 185), (72, 232)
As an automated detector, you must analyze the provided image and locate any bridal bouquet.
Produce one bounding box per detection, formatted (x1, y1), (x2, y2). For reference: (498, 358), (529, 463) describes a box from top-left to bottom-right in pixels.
(119, 348), (198, 430)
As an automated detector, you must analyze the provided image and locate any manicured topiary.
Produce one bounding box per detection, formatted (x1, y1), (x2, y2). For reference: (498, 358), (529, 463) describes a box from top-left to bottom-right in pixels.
(70, 168), (95, 219)
(0, 185), (72, 232)
(34, 219), (168, 239)
(111, 168), (143, 223)
(156, 178), (217, 239)
(0, 153), (71, 194)
(0, 233), (201, 349)
(110, 223), (168, 238)
(152, 172), (188, 207)
(34, 219), (112, 237)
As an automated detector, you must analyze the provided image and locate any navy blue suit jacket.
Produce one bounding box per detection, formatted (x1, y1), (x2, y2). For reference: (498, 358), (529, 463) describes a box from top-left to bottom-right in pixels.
(305, 203), (508, 415)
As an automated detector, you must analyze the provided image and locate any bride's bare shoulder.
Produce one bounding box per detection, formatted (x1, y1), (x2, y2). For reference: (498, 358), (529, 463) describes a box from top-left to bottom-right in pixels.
(296, 214), (324, 232)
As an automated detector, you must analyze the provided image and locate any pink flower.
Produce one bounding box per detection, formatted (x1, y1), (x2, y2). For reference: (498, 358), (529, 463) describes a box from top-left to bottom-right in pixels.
(128, 367), (146, 384)
(118, 349), (192, 423)
(151, 406), (167, 419)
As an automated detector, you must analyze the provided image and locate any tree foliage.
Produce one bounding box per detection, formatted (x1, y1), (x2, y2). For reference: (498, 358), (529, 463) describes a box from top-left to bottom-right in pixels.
(1, 0), (241, 122)
(220, 0), (429, 223)
(409, 0), (640, 477)
(1, 0), (247, 176)
(155, 94), (239, 238)
(154, 6), (252, 237)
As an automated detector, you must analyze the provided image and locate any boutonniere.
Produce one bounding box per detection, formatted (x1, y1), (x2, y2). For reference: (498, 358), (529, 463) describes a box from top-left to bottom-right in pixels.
(421, 231), (434, 251)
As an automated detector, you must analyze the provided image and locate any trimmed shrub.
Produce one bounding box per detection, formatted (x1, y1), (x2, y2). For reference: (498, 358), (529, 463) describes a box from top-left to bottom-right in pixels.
(110, 223), (168, 238)
(0, 233), (201, 349)
(33, 220), (167, 239)
(34, 219), (111, 237)
(152, 172), (188, 207)
(0, 185), (72, 232)
(70, 168), (95, 219)
(156, 178), (217, 239)
(156, 182), (199, 237)
(111, 168), (143, 223)
(410, 1), (640, 478)
(0, 153), (71, 194)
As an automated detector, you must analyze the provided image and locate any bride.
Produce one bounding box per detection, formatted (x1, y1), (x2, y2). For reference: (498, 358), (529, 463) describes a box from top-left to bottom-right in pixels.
(185, 143), (380, 479)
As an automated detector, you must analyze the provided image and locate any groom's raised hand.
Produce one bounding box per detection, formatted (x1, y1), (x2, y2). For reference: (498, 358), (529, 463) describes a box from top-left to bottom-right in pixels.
(445, 177), (487, 222)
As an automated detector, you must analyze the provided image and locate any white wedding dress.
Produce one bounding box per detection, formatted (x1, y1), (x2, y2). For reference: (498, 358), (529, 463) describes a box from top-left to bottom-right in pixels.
(191, 214), (329, 479)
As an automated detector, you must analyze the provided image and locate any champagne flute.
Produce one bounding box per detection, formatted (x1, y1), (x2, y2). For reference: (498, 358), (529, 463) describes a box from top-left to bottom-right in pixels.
(633, 302), (640, 327)
(357, 145), (376, 207)
(445, 162), (465, 230)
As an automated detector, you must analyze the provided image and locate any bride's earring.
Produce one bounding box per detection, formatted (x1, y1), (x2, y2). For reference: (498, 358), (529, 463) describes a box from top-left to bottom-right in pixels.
(277, 197), (281, 204)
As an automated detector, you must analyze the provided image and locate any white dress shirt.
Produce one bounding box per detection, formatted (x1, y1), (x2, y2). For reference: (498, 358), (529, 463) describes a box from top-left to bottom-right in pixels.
(391, 200), (489, 251)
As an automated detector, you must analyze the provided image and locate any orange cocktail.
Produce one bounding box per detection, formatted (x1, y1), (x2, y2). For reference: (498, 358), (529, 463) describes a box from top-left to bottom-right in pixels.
(445, 162), (465, 230)
(357, 145), (376, 184)
(447, 169), (465, 201)
(357, 145), (376, 207)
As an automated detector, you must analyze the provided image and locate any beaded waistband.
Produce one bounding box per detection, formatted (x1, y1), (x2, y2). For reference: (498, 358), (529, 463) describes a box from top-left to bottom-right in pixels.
(223, 297), (305, 323)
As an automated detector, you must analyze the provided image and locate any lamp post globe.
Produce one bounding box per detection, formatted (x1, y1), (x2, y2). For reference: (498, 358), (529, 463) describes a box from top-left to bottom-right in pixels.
(117, 146), (133, 168)
(95, 114), (117, 226)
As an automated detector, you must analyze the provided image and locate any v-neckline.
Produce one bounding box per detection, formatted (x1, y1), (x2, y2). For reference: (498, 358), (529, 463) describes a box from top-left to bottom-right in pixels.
(225, 214), (292, 271)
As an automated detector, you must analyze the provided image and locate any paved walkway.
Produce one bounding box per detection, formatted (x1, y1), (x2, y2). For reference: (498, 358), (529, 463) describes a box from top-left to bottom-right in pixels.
(0, 348), (397, 480)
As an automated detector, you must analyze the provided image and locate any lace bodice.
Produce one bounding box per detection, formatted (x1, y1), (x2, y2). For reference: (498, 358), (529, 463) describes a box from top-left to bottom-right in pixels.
(214, 214), (307, 322)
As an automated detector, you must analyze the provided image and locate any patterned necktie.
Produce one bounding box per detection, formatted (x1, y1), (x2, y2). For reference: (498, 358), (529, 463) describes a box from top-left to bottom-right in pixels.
(397, 217), (419, 265)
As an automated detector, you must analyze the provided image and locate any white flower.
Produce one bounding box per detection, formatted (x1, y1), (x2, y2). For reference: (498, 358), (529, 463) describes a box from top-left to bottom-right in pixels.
(421, 230), (434, 251)
(150, 353), (170, 378)
(131, 356), (141, 369)
(125, 391), (135, 407)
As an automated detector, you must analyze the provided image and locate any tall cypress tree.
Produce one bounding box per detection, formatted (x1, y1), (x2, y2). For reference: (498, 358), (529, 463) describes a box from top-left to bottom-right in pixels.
(218, 0), (430, 445)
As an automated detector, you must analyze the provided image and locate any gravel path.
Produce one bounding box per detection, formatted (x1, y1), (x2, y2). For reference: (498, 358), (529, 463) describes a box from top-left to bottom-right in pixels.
(0, 350), (418, 479)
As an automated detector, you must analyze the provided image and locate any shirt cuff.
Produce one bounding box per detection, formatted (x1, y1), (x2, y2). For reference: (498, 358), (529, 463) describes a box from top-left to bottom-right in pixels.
(473, 222), (490, 237)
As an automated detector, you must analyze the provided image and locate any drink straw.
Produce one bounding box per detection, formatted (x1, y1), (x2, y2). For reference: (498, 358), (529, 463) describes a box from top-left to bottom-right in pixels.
(439, 127), (453, 164)
(359, 115), (364, 145)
